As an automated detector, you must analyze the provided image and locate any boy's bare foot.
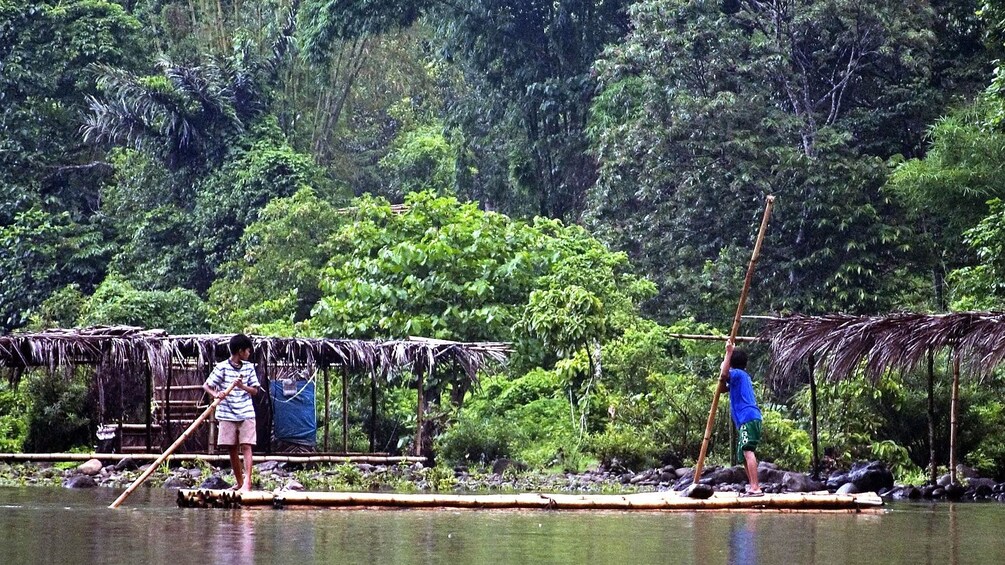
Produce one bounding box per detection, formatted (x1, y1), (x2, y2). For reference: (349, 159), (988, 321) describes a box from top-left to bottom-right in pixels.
(237, 485), (252, 493)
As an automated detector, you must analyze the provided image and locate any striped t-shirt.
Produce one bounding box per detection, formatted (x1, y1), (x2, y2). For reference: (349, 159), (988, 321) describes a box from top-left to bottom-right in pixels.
(205, 360), (260, 421)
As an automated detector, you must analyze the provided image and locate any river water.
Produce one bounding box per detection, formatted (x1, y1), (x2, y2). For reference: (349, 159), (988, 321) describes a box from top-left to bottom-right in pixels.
(1, 487), (1003, 564)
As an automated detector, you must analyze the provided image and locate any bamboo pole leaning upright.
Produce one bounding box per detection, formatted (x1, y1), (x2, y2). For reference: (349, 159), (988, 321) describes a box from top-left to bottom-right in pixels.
(108, 379), (240, 509)
(692, 195), (775, 486)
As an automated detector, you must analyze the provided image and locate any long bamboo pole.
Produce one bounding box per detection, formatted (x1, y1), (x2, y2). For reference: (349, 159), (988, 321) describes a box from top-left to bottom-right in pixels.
(950, 352), (960, 485)
(108, 379), (240, 509)
(692, 195), (775, 485)
(927, 351), (937, 485)
(809, 354), (820, 480)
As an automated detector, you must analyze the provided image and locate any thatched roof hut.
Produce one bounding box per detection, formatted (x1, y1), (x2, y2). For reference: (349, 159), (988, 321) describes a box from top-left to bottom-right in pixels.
(0, 326), (510, 456)
(761, 312), (1005, 484)
(0, 326), (509, 382)
(762, 312), (1005, 383)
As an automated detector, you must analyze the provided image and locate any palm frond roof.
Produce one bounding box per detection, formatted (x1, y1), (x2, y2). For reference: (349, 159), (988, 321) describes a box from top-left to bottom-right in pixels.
(0, 326), (510, 386)
(761, 312), (1005, 383)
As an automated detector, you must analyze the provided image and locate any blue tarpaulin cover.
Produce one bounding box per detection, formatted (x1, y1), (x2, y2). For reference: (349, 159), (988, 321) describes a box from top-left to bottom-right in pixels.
(271, 379), (316, 446)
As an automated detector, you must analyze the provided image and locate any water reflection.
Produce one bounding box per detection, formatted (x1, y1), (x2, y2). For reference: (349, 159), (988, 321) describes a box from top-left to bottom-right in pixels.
(209, 510), (256, 564)
(1, 490), (1004, 565)
(728, 514), (758, 565)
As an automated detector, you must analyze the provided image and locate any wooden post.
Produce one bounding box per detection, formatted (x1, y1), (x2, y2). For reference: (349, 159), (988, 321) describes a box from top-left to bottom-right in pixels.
(809, 354), (820, 480)
(342, 369), (349, 453)
(415, 368), (425, 457)
(949, 352), (960, 485)
(693, 195), (775, 484)
(370, 375), (377, 453)
(323, 366), (330, 453)
(927, 350), (937, 485)
(109, 378), (240, 509)
(144, 363), (152, 452)
(118, 366), (124, 452)
(165, 360), (173, 450)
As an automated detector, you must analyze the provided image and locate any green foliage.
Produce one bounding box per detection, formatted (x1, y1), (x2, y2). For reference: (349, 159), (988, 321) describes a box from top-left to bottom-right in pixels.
(78, 276), (209, 333)
(791, 374), (895, 465)
(0, 382), (28, 452)
(434, 412), (521, 466)
(949, 198), (1005, 309)
(586, 426), (660, 471)
(22, 371), (94, 453)
(300, 0), (431, 61)
(314, 191), (542, 341)
(84, 51), (267, 170)
(437, 368), (581, 470)
(0, 207), (109, 332)
(313, 191), (646, 348)
(759, 410), (812, 471)
(870, 439), (923, 480)
(432, 0), (632, 218)
(588, 0), (939, 321)
(0, 0), (148, 224)
(379, 100), (459, 196)
(29, 284), (86, 329)
(957, 377), (1005, 478)
(192, 136), (333, 291)
(209, 187), (346, 333)
(521, 287), (604, 358)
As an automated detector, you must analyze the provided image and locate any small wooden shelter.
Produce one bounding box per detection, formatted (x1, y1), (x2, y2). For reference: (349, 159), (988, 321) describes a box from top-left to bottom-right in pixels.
(762, 312), (1005, 483)
(0, 326), (509, 457)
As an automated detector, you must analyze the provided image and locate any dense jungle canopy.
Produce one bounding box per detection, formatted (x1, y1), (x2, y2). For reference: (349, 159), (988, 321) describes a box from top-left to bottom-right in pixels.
(2, 0), (1005, 480)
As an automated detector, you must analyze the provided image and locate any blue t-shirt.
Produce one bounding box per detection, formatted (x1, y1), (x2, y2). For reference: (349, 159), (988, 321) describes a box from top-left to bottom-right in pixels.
(728, 368), (762, 427)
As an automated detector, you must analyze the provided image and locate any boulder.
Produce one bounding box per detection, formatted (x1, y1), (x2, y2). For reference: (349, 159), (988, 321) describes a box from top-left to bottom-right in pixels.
(956, 464), (979, 480)
(64, 475), (98, 489)
(705, 465), (747, 486)
(944, 483), (966, 500)
(163, 477), (189, 489)
(757, 463), (786, 484)
(893, 486), (922, 500)
(836, 482), (860, 494)
(968, 478), (995, 498)
(491, 458), (527, 475)
(826, 461), (893, 493)
(781, 472), (824, 493)
(255, 461), (278, 472)
(199, 476), (232, 490)
(77, 459), (103, 476)
(283, 479), (305, 491)
(114, 458), (138, 472)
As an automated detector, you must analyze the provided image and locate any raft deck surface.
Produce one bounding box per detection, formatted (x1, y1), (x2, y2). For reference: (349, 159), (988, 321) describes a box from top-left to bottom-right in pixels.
(177, 489), (883, 513)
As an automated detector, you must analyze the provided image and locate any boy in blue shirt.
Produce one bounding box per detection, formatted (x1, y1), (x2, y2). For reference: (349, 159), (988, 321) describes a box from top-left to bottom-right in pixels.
(720, 342), (763, 496)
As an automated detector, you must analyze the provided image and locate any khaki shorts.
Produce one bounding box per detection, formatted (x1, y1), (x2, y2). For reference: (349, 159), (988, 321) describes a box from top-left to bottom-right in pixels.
(218, 419), (257, 446)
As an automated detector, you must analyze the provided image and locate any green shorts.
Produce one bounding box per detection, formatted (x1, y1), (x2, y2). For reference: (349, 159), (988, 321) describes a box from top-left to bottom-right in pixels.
(737, 419), (762, 460)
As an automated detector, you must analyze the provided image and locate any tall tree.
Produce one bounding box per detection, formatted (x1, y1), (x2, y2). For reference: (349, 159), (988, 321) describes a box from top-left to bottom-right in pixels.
(431, 0), (632, 219)
(0, 1), (147, 332)
(588, 0), (950, 321)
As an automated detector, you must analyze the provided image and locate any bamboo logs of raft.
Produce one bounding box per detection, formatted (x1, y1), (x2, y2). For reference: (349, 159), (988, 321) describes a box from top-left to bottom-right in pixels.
(177, 489), (883, 513)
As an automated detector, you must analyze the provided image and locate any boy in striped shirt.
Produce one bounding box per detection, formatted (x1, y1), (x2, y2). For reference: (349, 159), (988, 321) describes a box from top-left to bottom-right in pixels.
(203, 333), (260, 492)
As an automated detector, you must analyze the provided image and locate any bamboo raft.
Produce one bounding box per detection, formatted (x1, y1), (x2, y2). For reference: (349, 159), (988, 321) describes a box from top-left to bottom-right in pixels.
(177, 489), (884, 513)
